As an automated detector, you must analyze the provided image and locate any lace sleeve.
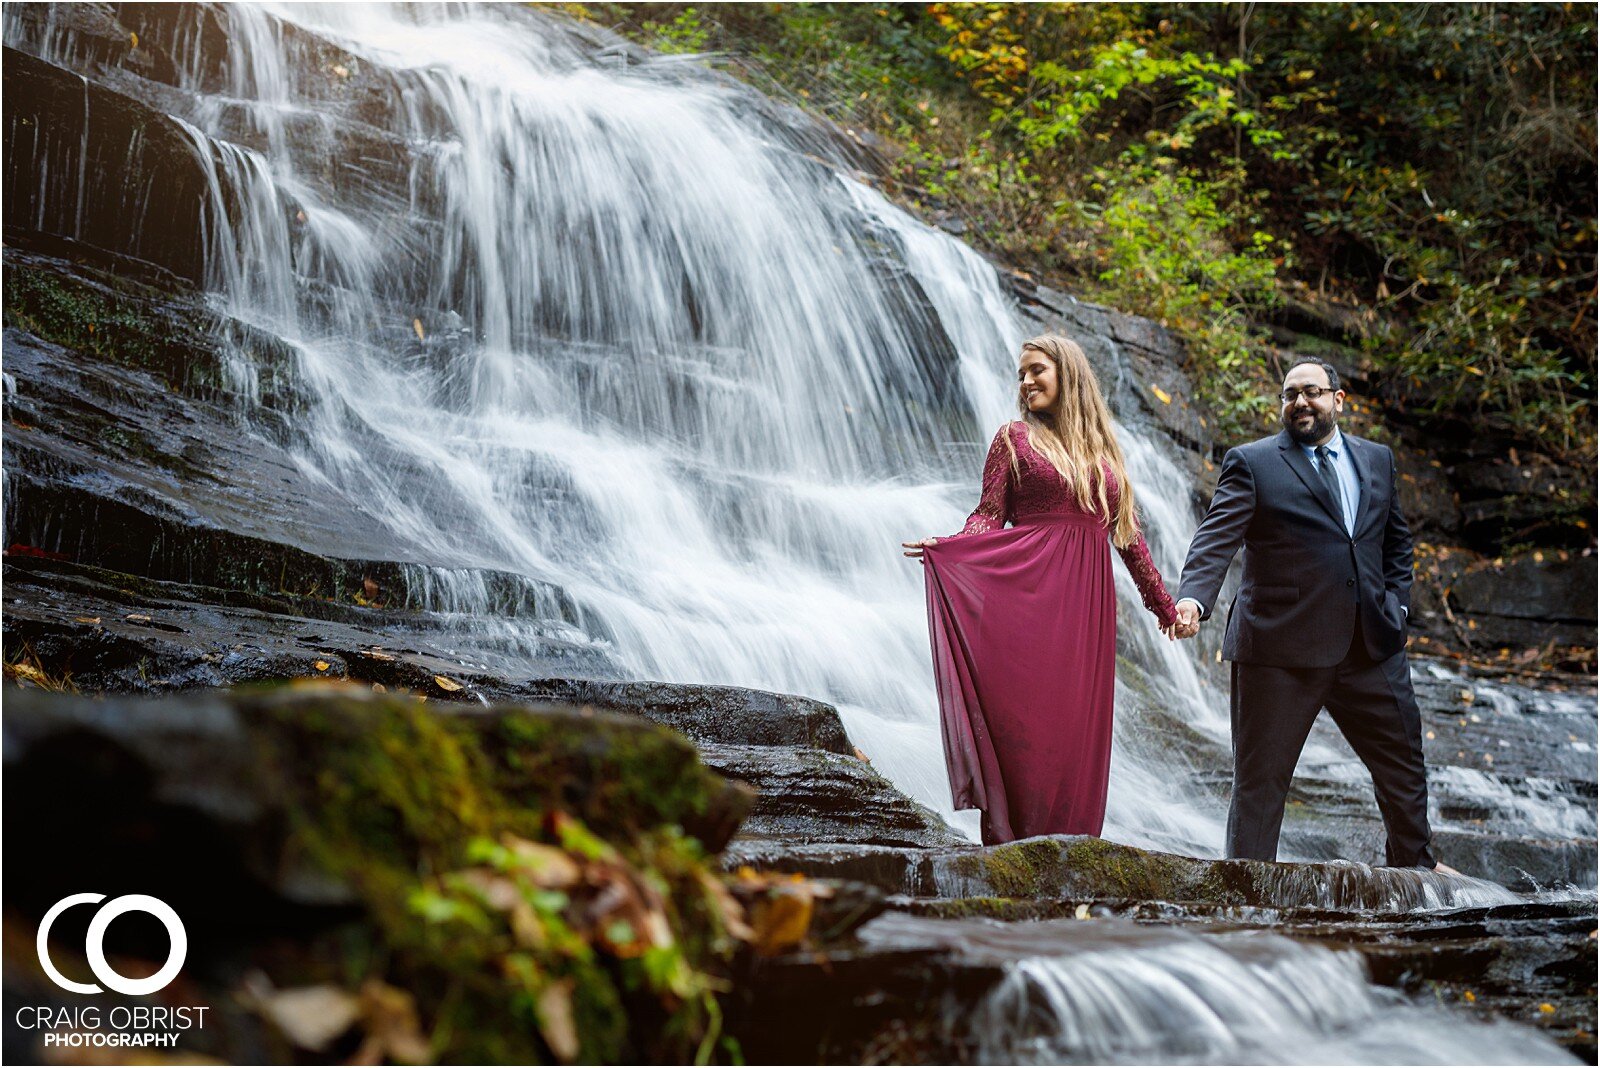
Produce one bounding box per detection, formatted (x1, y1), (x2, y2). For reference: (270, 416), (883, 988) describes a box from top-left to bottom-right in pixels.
(1117, 534), (1179, 627)
(950, 424), (1014, 537)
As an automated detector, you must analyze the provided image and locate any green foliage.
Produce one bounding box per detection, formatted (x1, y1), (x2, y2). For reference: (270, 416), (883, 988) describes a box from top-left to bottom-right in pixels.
(641, 7), (708, 54)
(1015, 42), (1254, 153)
(1074, 158), (1285, 429)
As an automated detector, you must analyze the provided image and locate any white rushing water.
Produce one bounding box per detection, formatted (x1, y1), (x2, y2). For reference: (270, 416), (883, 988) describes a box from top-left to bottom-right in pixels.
(955, 920), (1576, 1064)
(4, 2), (1585, 872)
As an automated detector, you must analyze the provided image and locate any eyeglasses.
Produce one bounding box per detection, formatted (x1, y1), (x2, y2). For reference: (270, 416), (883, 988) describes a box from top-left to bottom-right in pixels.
(1279, 386), (1336, 404)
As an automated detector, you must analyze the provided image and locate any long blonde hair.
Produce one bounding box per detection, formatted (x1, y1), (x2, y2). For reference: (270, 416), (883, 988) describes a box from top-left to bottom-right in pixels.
(1011, 334), (1140, 548)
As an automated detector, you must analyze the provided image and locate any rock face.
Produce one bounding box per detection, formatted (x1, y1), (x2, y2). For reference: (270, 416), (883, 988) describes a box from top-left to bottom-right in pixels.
(3, 687), (752, 899)
(3, 47), (211, 285)
(1447, 551), (1598, 649)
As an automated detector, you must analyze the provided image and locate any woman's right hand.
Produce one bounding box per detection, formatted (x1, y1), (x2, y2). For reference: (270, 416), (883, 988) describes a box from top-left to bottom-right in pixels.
(901, 537), (938, 560)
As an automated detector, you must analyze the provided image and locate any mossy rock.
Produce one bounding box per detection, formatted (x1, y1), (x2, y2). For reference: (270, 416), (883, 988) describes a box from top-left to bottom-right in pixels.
(4, 685), (755, 1063)
(931, 835), (1505, 913)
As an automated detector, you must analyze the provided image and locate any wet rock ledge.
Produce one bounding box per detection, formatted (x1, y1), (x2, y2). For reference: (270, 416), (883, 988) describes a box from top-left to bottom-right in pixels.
(5, 681), (1595, 1064)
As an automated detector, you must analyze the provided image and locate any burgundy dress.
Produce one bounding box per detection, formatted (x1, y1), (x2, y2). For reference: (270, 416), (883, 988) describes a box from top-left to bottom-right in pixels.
(923, 422), (1178, 844)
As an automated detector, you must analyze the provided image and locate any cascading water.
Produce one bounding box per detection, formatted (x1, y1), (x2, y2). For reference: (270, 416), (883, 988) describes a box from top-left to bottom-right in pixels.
(3, 2), (1589, 876)
(857, 913), (1577, 1065)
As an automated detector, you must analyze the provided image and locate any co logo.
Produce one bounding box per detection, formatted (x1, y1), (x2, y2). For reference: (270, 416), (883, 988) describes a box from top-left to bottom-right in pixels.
(37, 894), (187, 996)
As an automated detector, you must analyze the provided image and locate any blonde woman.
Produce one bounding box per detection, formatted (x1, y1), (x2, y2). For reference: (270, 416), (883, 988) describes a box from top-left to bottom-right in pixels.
(903, 335), (1188, 845)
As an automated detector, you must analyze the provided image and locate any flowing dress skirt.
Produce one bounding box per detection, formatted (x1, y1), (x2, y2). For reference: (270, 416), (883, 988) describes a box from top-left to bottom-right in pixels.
(923, 512), (1116, 844)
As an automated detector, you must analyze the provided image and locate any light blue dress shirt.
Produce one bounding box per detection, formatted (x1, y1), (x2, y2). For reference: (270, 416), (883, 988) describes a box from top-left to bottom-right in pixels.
(1301, 428), (1360, 536)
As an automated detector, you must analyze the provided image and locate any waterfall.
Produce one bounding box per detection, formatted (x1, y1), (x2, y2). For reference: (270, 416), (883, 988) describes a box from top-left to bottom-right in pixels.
(3, 2), (1588, 871)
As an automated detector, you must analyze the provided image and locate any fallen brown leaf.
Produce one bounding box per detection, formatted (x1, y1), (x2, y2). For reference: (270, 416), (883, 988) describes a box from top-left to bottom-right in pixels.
(748, 884), (814, 956)
(255, 984), (360, 1051)
(501, 834), (582, 889)
(536, 979), (580, 1063)
(698, 871), (753, 942)
(357, 979), (431, 1065)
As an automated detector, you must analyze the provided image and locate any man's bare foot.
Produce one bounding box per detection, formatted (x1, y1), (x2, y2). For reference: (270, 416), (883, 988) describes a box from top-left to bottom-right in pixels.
(1432, 861), (1462, 876)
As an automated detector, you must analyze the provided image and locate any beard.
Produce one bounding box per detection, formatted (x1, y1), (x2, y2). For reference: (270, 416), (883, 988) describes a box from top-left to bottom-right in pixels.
(1283, 406), (1337, 444)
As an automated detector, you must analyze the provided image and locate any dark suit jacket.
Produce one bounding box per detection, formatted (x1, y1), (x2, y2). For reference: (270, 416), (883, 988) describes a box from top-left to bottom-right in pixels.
(1177, 430), (1413, 668)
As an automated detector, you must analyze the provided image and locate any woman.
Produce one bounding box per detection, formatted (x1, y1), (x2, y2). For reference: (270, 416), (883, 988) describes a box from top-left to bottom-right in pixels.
(903, 335), (1189, 845)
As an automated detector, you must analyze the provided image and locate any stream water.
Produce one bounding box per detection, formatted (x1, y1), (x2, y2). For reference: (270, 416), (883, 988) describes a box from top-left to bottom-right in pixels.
(860, 914), (1576, 1064)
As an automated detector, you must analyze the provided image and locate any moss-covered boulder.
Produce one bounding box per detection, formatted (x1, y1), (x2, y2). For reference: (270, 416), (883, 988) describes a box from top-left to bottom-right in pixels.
(3, 685), (755, 1063)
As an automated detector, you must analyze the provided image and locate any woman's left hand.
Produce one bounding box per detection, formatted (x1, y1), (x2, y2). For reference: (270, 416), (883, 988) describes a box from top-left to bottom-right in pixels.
(1162, 619), (1199, 641)
(901, 537), (938, 560)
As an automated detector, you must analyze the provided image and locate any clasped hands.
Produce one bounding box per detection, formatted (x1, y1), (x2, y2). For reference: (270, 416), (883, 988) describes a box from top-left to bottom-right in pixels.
(1163, 599), (1201, 642)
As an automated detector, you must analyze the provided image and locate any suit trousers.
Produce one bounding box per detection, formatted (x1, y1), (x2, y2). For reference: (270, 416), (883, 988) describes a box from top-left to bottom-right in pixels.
(1226, 624), (1436, 867)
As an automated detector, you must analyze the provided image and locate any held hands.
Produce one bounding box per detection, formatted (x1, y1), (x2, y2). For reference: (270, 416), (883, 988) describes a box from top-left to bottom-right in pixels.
(901, 537), (937, 561)
(1163, 599), (1202, 641)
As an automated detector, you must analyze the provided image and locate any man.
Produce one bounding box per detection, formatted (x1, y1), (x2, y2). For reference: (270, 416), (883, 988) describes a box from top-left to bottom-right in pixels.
(1174, 356), (1442, 869)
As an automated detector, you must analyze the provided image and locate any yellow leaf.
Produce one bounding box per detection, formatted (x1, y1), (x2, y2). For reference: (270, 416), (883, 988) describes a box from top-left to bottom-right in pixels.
(434, 674), (462, 692)
(73, 616), (101, 624)
(412, 317), (425, 342)
(129, 32), (138, 48)
(314, 660), (330, 672)
(1539, 1003), (1556, 1014)
(502, 834), (583, 888)
(126, 613), (152, 623)
(4, 662), (50, 687)
(750, 885), (814, 956)
(1074, 903), (1091, 920)
(1151, 385), (1172, 405)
